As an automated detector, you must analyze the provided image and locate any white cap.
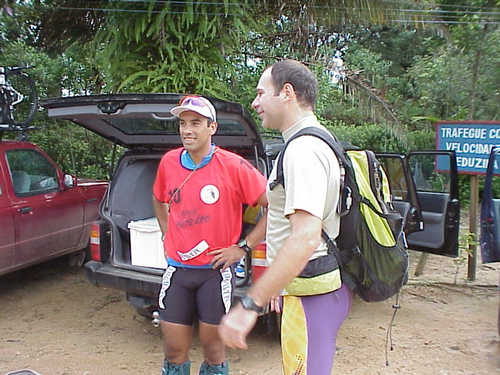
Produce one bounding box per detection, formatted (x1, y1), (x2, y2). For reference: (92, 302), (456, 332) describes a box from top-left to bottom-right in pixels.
(170, 95), (216, 122)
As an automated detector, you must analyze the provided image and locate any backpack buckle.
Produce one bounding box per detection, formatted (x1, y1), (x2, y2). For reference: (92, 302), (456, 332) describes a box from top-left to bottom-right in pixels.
(338, 186), (352, 217)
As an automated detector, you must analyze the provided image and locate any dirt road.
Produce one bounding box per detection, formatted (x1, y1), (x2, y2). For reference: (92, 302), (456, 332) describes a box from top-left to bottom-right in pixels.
(1, 252), (499, 375)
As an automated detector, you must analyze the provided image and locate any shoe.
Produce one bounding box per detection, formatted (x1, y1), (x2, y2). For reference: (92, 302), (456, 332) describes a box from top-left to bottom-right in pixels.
(162, 360), (190, 375)
(199, 361), (228, 375)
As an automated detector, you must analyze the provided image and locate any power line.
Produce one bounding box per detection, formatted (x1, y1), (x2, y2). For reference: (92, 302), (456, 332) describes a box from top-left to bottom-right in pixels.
(391, 19), (500, 25)
(381, 0), (500, 12)
(105, 0), (244, 5)
(53, 5), (500, 22)
(110, 0), (242, 4)
(104, 0), (500, 12)
(386, 8), (500, 16)
(55, 6), (242, 16)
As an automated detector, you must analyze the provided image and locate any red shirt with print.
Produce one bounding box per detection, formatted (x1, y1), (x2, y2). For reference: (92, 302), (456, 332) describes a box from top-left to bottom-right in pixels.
(153, 147), (266, 267)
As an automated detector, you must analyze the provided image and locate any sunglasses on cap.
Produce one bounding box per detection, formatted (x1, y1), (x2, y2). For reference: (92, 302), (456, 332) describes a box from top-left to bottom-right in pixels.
(177, 95), (216, 121)
(179, 95), (204, 105)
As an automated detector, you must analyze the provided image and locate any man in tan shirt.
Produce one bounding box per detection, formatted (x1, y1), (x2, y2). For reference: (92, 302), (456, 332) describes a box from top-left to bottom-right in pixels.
(219, 60), (352, 375)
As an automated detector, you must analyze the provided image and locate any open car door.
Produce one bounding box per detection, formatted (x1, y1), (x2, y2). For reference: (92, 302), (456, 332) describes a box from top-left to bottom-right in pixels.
(376, 153), (424, 236)
(405, 151), (460, 257)
(480, 147), (500, 263)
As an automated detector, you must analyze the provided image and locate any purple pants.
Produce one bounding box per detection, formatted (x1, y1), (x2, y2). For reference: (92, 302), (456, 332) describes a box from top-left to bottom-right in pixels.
(281, 284), (352, 375)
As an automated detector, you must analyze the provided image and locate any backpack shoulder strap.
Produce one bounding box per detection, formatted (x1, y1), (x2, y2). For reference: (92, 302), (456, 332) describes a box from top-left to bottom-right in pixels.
(269, 126), (350, 190)
(268, 126), (351, 262)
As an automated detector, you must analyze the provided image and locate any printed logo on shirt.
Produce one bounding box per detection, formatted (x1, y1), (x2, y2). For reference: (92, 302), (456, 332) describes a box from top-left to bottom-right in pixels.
(168, 188), (181, 204)
(200, 184), (219, 204)
(176, 208), (210, 228)
(177, 240), (209, 261)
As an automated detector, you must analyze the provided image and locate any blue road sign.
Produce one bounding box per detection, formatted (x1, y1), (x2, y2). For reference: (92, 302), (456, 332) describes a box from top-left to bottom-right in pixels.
(436, 121), (500, 176)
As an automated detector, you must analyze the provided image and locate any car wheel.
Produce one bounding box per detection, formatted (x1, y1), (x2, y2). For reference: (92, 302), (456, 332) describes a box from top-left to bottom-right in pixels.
(68, 249), (87, 267)
(135, 306), (155, 319)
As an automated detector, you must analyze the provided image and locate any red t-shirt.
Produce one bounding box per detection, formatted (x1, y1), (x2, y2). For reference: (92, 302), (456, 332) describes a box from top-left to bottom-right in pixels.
(153, 147), (266, 267)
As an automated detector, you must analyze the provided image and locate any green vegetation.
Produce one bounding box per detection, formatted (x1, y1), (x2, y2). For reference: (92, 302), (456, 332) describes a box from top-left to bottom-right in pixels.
(0, 0), (498, 202)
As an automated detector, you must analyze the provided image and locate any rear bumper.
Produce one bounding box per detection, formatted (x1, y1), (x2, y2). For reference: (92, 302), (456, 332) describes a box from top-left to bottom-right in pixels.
(84, 261), (162, 298)
(84, 261), (249, 302)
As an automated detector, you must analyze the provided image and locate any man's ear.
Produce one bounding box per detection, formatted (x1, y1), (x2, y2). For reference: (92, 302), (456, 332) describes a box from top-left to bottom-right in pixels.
(209, 121), (218, 134)
(281, 82), (295, 100)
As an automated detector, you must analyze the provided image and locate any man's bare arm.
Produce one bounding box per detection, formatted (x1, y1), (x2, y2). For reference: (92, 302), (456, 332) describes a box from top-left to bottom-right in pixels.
(152, 195), (169, 236)
(245, 192), (268, 249)
(218, 209), (322, 349)
(248, 209), (321, 306)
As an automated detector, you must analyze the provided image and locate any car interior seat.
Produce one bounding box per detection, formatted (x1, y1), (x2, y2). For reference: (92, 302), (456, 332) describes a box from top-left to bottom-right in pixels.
(11, 170), (31, 193)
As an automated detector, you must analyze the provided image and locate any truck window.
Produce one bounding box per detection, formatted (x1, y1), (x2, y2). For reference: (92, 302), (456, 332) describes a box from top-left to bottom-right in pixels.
(408, 155), (451, 193)
(6, 149), (59, 195)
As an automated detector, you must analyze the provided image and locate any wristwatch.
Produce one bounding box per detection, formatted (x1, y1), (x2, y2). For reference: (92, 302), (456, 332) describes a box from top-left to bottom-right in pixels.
(237, 238), (252, 254)
(240, 295), (265, 314)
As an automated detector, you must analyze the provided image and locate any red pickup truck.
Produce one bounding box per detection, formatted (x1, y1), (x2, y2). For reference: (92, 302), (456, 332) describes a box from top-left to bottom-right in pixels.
(0, 137), (108, 276)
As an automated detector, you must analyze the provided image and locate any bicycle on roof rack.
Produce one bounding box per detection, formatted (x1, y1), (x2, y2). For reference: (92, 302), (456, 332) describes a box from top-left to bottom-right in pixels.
(0, 66), (38, 131)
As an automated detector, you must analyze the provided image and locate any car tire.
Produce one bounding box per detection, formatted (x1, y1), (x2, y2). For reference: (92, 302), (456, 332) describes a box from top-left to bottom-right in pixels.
(135, 306), (155, 319)
(68, 249), (87, 267)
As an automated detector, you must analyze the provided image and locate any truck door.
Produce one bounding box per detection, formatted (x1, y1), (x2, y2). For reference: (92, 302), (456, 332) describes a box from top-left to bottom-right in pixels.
(0, 161), (15, 274)
(406, 151), (460, 257)
(480, 147), (500, 263)
(6, 149), (84, 267)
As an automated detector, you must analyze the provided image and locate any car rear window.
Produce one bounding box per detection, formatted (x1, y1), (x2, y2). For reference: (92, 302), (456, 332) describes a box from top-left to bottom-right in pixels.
(104, 118), (247, 136)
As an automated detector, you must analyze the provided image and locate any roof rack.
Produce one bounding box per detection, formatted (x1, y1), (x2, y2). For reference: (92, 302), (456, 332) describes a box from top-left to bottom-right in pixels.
(0, 123), (38, 141)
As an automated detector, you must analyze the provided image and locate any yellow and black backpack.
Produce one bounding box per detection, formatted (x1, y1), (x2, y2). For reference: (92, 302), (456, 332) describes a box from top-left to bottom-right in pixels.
(270, 126), (409, 302)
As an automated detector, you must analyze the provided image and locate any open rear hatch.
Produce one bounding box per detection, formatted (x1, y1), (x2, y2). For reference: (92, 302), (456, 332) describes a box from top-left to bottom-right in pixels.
(42, 94), (267, 275)
(42, 94), (263, 153)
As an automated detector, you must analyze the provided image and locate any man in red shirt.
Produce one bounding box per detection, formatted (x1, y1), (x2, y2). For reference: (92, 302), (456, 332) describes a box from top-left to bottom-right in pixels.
(152, 95), (267, 375)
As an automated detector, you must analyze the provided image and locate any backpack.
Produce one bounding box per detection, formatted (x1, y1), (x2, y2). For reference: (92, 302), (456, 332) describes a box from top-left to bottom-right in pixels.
(270, 126), (409, 302)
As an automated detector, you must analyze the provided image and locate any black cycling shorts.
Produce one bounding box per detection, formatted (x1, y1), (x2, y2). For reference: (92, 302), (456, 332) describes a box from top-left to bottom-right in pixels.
(158, 265), (234, 325)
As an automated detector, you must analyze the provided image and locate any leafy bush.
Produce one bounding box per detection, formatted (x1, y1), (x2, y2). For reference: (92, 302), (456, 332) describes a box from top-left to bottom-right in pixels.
(29, 120), (114, 180)
(406, 128), (435, 151)
(323, 121), (406, 153)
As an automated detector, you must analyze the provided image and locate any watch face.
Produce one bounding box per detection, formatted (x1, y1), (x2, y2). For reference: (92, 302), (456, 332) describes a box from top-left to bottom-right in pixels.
(237, 239), (250, 253)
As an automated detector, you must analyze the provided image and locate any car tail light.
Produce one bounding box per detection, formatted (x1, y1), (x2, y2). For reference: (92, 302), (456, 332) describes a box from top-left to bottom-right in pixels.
(251, 242), (268, 283)
(90, 223), (102, 261)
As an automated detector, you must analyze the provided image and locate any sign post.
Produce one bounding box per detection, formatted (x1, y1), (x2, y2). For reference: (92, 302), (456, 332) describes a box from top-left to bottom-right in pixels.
(468, 175), (478, 280)
(436, 121), (500, 281)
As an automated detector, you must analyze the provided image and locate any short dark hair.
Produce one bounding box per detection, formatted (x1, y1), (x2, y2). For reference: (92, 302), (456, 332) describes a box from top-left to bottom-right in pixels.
(269, 59), (318, 109)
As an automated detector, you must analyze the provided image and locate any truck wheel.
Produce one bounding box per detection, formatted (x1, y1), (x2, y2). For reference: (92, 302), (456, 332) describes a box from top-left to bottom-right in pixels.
(135, 306), (155, 319)
(126, 294), (157, 320)
(68, 249), (87, 267)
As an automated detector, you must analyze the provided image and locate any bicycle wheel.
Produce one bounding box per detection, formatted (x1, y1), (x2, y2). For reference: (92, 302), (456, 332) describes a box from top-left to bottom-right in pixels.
(5, 69), (38, 127)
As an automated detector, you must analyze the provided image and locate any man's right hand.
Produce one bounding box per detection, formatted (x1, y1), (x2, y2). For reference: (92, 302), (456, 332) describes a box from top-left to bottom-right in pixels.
(218, 303), (258, 350)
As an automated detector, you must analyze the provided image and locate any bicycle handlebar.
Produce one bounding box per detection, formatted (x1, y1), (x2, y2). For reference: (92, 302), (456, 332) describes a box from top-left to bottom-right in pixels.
(1, 66), (34, 74)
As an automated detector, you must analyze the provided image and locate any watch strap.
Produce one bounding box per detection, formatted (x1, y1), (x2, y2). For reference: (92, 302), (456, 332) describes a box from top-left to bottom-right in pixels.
(240, 295), (265, 314)
(237, 238), (252, 254)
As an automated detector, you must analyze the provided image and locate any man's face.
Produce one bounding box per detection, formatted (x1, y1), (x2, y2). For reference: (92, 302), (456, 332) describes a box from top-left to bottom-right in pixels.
(178, 111), (216, 153)
(252, 68), (284, 130)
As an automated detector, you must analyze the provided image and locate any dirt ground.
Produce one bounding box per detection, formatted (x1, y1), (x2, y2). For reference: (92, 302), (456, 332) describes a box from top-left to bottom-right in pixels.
(0, 250), (499, 375)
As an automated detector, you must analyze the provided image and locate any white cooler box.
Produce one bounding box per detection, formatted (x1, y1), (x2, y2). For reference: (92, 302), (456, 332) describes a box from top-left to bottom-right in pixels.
(128, 217), (168, 269)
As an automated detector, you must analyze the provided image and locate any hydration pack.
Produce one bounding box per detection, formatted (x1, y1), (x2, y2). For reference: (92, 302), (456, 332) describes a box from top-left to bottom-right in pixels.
(270, 126), (409, 302)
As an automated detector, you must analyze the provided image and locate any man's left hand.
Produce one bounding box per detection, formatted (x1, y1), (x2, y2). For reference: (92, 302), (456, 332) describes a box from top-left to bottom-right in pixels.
(208, 246), (245, 270)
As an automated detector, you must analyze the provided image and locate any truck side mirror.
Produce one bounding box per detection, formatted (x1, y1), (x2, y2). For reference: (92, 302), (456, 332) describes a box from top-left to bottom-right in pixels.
(63, 174), (76, 189)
